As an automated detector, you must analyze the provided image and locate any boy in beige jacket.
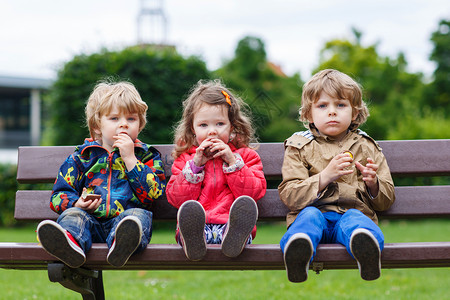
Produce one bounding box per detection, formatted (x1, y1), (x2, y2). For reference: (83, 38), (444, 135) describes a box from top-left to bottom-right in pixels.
(278, 69), (395, 282)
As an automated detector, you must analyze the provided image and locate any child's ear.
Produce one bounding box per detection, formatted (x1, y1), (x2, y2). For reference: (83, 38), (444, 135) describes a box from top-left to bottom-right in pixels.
(229, 131), (236, 142)
(93, 126), (102, 137)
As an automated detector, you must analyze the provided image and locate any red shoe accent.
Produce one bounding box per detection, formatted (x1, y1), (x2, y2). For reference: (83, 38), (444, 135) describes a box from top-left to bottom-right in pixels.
(66, 231), (81, 248)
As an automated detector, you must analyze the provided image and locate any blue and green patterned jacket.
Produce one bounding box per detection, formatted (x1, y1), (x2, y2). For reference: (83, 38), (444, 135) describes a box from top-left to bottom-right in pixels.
(50, 138), (166, 219)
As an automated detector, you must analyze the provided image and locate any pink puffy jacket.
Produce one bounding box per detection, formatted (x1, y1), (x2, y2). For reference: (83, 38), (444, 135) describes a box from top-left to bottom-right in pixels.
(166, 143), (267, 238)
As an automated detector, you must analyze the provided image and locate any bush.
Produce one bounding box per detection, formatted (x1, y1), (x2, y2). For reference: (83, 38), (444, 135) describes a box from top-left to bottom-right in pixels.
(43, 45), (211, 146)
(0, 163), (18, 227)
(0, 164), (54, 227)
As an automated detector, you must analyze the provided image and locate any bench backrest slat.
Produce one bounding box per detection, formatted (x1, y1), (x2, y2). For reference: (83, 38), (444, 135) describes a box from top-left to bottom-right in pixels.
(377, 140), (450, 176)
(15, 140), (450, 222)
(16, 140), (450, 183)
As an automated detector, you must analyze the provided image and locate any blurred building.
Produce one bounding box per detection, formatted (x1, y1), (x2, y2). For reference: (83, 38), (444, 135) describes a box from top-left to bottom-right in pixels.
(137, 0), (168, 45)
(0, 75), (52, 163)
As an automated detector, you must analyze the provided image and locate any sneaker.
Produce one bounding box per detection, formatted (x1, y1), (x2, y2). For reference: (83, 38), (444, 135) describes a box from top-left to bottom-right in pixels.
(37, 220), (86, 268)
(177, 200), (207, 261)
(221, 196), (258, 258)
(107, 216), (142, 267)
(350, 228), (381, 281)
(283, 233), (313, 283)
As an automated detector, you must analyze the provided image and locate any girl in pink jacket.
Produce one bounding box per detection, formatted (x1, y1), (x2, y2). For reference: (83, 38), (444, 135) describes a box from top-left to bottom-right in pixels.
(166, 80), (267, 260)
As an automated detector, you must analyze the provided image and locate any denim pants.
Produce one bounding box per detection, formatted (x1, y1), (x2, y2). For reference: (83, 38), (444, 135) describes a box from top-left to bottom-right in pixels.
(279, 207), (384, 260)
(57, 207), (153, 253)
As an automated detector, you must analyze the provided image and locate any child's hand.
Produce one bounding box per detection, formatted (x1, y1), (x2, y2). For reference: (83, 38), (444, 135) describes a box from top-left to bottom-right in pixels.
(319, 153), (354, 191)
(208, 138), (236, 166)
(193, 138), (236, 167)
(355, 158), (379, 197)
(113, 133), (138, 171)
(74, 188), (101, 213)
(194, 138), (215, 166)
(113, 133), (135, 158)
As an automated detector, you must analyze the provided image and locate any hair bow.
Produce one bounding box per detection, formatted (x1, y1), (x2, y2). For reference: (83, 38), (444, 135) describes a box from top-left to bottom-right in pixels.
(221, 90), (232, 106)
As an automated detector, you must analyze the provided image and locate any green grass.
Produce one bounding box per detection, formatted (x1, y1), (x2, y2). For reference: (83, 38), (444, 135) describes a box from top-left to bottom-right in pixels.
(1, 219), (449, 299)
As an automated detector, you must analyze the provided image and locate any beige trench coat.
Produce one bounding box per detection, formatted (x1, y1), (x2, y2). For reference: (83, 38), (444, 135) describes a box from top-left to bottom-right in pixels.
(278, 130), (395, 228)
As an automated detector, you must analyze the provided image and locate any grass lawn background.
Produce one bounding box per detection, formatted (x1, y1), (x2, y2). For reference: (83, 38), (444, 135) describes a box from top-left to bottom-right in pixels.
(0, 219), (449, 299)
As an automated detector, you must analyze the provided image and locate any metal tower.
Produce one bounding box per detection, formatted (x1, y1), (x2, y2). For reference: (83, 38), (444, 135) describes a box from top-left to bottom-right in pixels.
(137, 0), (168, 45)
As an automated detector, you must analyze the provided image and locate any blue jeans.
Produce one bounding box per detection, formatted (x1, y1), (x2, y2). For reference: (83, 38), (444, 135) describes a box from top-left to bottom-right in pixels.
(57, 207), (153, 253)
(280, 207), (384, 260)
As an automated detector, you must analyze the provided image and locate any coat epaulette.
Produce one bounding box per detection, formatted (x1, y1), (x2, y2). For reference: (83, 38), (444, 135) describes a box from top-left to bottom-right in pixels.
(284, 130), (314, 149)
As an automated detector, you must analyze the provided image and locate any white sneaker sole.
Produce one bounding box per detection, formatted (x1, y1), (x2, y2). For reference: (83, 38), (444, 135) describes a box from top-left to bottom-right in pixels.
(283, 233), (313, 283)
(222, 196), (258, 258)
(177, 200), (207, 261)
(350, 228), (381, 281)
(107, 216), (142, 267)
(37, 220), (86, 268)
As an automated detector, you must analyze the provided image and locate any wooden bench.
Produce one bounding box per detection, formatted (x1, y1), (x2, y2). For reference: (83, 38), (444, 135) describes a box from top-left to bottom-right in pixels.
(1, 140), (450, 299)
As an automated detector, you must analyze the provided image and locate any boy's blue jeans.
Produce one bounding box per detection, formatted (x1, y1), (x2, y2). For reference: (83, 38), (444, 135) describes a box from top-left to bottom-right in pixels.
(56, 207), (153, 253)
(280, 207), (384, 260)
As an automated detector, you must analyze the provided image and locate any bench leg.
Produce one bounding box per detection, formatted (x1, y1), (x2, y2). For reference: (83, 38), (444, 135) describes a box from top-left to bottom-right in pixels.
(47, 263), (105, 300)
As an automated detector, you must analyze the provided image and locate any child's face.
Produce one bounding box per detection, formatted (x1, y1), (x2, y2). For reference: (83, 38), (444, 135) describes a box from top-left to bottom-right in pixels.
(192, 103), (232, 146)
(95, 105), (140, 152)
(308, 91), (356, 140)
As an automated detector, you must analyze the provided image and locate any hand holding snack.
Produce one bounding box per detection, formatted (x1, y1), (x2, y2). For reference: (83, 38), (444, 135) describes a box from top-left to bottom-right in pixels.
(75, 188), (102, 213)
(194, 138), (236, 166)
(206, 138), (236, 165)
(194, 138), (215, 166)
(342, 150), (354, 161)
(203, 146), (218, 158)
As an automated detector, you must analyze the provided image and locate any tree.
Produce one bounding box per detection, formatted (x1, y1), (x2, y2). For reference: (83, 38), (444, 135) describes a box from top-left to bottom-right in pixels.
(43, 45), (210, 146)
(314, 29), (425, 140)
(428, 19), (450, 112)
(215, 36), (303, 142)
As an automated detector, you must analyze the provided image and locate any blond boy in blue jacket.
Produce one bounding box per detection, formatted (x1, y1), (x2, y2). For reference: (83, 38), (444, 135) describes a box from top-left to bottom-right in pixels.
(37, 80), (165, 268)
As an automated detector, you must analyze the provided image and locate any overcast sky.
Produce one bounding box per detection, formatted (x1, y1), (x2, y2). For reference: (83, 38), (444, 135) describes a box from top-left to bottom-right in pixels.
(0, 0), (448, 80)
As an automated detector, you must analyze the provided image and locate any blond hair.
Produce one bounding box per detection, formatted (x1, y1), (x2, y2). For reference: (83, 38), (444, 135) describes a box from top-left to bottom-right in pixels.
(300, 69), (369, 130)
(172, 79), (255, 158)
(85, 80), (148, 140)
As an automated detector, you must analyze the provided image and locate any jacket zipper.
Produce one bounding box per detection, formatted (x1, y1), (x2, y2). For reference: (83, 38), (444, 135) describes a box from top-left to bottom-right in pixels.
(106, 151), (114, 217)
(209, 158), (216, 225)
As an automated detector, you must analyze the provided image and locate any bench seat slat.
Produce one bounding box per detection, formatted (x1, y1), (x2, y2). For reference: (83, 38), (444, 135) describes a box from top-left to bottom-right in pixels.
(1, 242), (449, 271)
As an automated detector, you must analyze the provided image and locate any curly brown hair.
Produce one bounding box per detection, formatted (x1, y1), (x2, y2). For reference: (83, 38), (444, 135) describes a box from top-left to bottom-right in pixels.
(299, 69), (369, 131)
